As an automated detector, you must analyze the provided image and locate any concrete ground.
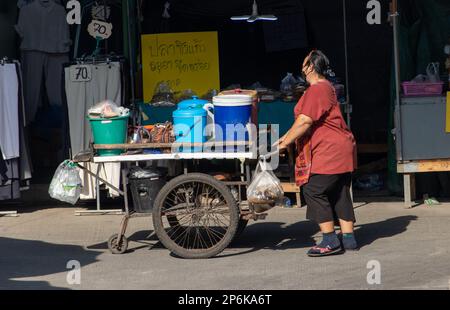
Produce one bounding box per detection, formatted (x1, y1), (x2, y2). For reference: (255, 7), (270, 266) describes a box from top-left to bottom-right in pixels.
(1, 191), (450, 290)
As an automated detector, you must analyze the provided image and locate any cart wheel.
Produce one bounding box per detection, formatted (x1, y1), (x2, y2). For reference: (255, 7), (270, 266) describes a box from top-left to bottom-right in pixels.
(153, 173), (239, 259)
(108, 234), (128, 254)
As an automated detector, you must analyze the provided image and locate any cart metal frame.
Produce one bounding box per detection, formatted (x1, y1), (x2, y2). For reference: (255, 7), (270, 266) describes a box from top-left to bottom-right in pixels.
(74, 140), (273, 258)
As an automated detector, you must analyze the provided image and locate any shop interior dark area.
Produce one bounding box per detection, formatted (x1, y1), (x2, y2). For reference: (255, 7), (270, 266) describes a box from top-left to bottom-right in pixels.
(1, 0), (450, 206)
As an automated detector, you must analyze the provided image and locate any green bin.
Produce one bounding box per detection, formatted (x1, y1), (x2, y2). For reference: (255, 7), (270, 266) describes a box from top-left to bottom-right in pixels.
(88, 115), (129, 156)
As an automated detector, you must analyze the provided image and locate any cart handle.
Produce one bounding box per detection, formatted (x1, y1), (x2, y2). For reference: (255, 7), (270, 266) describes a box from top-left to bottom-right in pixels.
(259, 149), (281, 161)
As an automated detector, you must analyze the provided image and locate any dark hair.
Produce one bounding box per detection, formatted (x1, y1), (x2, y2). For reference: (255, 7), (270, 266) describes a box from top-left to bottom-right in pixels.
(304, 50), (331, 77)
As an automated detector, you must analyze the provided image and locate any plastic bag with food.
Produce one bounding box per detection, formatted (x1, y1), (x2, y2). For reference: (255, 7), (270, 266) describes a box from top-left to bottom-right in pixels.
(151, 82), (176, 106)
(280, 72), (298, 93)
(88, 100), (129, 118)
(247, 159), (284, 210)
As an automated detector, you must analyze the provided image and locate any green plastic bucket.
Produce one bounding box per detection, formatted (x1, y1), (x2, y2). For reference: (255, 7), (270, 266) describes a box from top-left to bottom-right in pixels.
(88, 115), (129, 156)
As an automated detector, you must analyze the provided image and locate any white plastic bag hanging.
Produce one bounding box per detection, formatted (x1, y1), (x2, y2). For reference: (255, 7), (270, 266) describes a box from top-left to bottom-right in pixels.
(426, 63), (440, 83)
(247, 158), (284, 206)
(49, 160), (82, 205)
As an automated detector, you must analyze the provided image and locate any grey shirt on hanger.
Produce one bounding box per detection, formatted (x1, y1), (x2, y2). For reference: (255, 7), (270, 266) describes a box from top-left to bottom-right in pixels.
(15, 0), (71, 53)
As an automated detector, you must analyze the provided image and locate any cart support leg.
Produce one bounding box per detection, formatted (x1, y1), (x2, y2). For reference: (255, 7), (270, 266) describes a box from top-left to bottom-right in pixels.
(96, 164), (101, 211)
(118, 214), (130, 243)
(122, 166), (130, 214)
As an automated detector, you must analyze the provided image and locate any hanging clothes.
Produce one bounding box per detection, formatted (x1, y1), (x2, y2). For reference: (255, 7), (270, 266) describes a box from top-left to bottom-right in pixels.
(17, 0), (63, 8)
(15, 0), (71, 124)
(0, 145), (8, 185)
(21, 51), (69, 125)
(0, 159), (20, 201)
(65, 61), (123, 199)
(78, 162), (121, 199)
(65, 62), (122, 154)
(0, 63), (20, 160)
(0, 60), (33, 201)
(15, 0), (71, 54)
(15, 61), (33, 181)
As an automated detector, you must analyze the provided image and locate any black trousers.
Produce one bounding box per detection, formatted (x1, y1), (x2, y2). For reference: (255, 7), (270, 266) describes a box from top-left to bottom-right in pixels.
(303, 173), (356, 224)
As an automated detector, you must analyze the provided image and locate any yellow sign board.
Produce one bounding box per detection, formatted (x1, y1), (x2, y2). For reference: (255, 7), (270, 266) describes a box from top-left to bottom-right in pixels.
(447, 92), (450, 132)
(141, 31), (220, 103)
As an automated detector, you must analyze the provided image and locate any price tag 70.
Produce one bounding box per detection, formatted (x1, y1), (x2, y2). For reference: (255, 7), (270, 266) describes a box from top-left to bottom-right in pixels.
(88, 20), (113, 40)
(70, 65), (92, 82)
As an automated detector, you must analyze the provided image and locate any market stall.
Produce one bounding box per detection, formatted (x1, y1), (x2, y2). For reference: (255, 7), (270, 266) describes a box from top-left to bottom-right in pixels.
(391, 0), (450, 207)
(1, 0), (380, 258)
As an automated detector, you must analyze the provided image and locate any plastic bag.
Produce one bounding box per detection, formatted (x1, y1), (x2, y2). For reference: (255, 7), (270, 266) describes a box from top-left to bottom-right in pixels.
(247, 159), (284, 209)
(280, 72), (298, 93)
(426, 62), (440, 83)
(129, 167), (163, 179)
(48, 160), (82, 205)
(201, 89), (218, 101)
(411, 74), (428, 83)
(151, 82), (176, 106)
(88, 100), (129, 118)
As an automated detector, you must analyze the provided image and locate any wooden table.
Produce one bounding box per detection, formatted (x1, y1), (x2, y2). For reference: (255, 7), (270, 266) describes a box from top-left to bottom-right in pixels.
(397, 158), (450, 208)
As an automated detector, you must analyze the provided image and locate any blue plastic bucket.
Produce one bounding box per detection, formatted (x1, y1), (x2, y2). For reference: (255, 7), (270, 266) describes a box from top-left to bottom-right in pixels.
(173, 106), (207, 153)
(212, 95), (253, 145)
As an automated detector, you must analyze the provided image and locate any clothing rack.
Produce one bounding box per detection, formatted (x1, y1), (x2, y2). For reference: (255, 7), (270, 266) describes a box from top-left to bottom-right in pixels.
(0, 57), (19, 66)
(70, 54), (126, 65)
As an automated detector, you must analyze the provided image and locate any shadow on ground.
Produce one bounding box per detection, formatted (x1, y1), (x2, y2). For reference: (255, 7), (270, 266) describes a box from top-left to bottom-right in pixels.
(228, 215), (418, 257)
(354, 215), (418, 248)
(94, 215), (418, 258)
(0, 184), (125, 214)
(0, 237), (100, 289)
(87, 230), (162, 254)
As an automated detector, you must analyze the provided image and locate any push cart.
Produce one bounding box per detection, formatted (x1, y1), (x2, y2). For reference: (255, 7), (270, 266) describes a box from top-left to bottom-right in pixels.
(75, 141), (272, 259)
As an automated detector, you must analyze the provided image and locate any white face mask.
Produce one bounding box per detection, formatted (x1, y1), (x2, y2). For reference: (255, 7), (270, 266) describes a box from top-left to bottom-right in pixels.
(445, 44), (450, 56)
